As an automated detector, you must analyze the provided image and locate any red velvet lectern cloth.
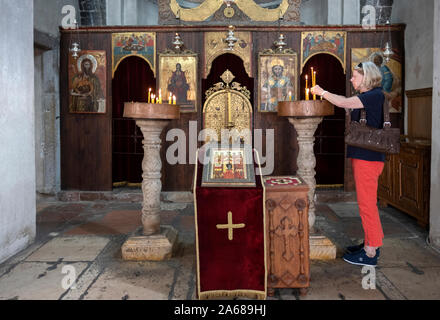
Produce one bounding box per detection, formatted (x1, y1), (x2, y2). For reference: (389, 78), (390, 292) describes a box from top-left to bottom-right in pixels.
(194, 163), (267, 300)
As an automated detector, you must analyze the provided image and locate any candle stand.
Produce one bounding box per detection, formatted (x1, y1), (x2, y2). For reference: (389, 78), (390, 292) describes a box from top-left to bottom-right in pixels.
(278, 100), (337, 260)
(121, 102), (180, 261)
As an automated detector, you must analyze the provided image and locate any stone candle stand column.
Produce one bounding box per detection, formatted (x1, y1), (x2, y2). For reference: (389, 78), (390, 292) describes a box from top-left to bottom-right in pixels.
(278, 100), (337, 260)
(121, 102), (180, 261)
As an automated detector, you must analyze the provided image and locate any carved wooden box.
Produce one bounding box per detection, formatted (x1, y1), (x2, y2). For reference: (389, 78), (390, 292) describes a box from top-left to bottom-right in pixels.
(264, 176), (310, 296)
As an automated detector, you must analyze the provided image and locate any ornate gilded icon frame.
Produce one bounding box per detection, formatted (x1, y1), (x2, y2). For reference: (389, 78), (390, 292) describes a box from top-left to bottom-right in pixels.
(258, 50), (298, 113)
(159, 50), (198, 113)
(201, 143), (256, 188)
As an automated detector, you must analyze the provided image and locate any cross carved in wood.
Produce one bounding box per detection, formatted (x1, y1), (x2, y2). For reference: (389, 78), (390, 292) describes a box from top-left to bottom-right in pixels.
(275, 216), (298, 262)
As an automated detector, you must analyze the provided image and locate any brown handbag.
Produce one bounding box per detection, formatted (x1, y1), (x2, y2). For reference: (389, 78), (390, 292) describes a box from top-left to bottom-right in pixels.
(345, 94), (400, 154)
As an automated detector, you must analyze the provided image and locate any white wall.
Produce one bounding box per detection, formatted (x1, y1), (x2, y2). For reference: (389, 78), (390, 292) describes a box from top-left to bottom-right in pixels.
(392, 0), (434, 90)
(106, 0), (159, 26)
(302, 0), (328, 25)
(34, 0), (80, 36)
(0, 0), (36, 263)
(392, 0), (434, 135)
(430, 0), (440, 249)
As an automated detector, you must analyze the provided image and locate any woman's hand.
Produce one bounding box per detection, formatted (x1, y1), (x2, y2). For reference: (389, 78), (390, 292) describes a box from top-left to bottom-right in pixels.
(311, 85), (325, 96)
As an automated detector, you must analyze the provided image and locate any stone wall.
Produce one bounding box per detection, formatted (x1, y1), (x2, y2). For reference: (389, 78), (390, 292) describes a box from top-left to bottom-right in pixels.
(391, 0), (434, 134)
(0, 0), (36, 263)
(430, 0), (440, 249)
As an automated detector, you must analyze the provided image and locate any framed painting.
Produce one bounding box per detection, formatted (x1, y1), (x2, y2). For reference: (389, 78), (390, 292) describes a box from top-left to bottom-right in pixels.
(258, 51), (298, 112)
(351, 48), (403, 113)
(201, 144), (256, 188)
(301, 31), (346, 74)
(112, 32), (155, 77)
(68, 50), (107, 114)
(159, 51), (198, 113)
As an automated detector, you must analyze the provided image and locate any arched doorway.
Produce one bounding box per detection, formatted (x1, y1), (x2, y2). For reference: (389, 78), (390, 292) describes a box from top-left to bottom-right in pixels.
(112, 56), (156, 186)
(301, 54), (346, 186)
(203, 53), (254, 112)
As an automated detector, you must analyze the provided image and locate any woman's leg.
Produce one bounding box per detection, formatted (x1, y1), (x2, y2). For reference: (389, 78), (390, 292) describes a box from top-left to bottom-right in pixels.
(351, 159), (385, 256)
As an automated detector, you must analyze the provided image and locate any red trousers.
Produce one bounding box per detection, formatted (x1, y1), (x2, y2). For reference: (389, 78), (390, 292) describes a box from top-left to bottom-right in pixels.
(351, 159), (385, 247)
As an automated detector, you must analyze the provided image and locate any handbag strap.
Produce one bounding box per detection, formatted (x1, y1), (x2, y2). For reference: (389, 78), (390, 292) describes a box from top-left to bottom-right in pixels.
(359, 91), (391, 128)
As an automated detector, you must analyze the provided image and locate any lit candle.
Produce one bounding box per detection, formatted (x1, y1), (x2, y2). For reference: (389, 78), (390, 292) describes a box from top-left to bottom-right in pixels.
(305, 75), (309, 89)
(168, 93), (172, 104)
(313, 71), (317, 100)
(159, 89), (162, 104)
(156, 97), (159, 104)
(289, 91), (292, 101)
(148, 88), (151, 103)
(173, 95), (176, 105)
(306, 88), (310, 101)
(151, 94), (155, 104)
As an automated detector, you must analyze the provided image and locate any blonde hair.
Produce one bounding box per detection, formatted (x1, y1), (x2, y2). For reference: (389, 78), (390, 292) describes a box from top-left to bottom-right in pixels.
(354, 61), (383, 90)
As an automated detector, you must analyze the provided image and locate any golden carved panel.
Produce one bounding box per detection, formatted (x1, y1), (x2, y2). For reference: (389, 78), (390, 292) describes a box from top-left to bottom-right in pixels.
(204, 90), (252, 142)
(203, 71), (253, 143)
(204, 32), (252, 78)
(168, 0), (292, 22)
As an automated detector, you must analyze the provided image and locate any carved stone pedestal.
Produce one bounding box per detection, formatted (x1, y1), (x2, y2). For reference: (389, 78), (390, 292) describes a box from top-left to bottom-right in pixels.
(121, 226), (178, 261)
(121, 102), (180, 261)
(278, 100), (337, 261)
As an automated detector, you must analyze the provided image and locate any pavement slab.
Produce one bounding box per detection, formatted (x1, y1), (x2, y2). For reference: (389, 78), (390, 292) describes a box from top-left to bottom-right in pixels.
(81, 261), (175, 300)
(0, 262), (88, 300)
(378, 266), (440, 300)
(299, 260), (386, 300)
(25, 236), (110, 262)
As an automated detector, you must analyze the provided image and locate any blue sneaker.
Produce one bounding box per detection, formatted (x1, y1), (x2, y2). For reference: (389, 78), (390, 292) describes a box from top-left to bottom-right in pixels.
(343, 249), (378, 267)
(345, 244), (381, 259)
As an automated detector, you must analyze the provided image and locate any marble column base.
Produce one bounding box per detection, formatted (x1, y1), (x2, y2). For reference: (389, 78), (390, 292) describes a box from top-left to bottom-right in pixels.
(121, 226), (178, 261)
(309, 235), (337, 260)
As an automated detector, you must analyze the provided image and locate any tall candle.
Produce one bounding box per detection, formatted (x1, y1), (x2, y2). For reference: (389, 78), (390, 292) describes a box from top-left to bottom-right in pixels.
(168, 93), (172, 104)
(148, 88), (152, 103)
(305, 75), (309, 89)
(289, 91), (292, 101)
(159, 89), (162, 104)
(313, 71), (317, 100)
(151, 94), (155, 104)
(173, 95), (176, 105)
(306, 88), (310, 101)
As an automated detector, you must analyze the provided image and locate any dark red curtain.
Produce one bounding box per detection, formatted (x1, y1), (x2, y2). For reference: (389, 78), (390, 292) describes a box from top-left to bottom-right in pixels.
(112, 56), (156, 184)
(301, 55), (346, 185)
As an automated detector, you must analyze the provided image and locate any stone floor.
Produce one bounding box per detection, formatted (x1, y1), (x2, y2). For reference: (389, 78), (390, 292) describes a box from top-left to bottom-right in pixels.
(1, 190), (440, 300)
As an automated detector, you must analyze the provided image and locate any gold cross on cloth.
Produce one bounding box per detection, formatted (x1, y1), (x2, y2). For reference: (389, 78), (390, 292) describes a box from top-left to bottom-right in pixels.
(216, 211), (245, 241)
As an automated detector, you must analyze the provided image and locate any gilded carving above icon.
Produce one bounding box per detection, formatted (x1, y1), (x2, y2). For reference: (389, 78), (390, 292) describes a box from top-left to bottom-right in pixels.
(159, 0), (301, 24)
(204, 31), (252, 78)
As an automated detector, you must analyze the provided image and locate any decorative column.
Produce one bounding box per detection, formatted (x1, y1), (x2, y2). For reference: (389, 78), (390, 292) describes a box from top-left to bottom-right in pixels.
(288, 117), (323, 231)
(138, 119), (170, 236)
(121, 102), (180, 261)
